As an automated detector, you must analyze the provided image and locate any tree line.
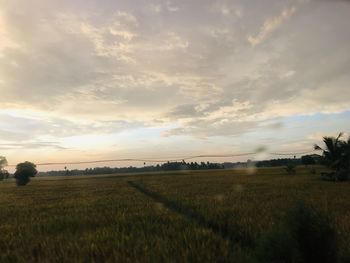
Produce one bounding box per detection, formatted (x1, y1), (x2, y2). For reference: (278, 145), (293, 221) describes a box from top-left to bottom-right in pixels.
(1, 133), (349, 185)
(38, 161), (225, 177)
(0, 159), (37, 186)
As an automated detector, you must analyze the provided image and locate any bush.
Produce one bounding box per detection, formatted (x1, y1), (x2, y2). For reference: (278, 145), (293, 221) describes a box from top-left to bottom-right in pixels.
(14, 162), (37, 186)
(255, 201), (338, 263)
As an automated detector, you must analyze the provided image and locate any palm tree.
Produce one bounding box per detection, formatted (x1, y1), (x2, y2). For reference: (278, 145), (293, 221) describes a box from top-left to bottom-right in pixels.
(315, 133), (349, 181)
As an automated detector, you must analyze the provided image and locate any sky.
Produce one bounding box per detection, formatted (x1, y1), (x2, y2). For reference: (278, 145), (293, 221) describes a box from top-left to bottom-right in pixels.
(0, 0), (350, 171)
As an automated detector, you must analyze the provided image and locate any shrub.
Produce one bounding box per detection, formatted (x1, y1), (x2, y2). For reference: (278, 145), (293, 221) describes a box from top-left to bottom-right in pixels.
(14, 162), (37, 186)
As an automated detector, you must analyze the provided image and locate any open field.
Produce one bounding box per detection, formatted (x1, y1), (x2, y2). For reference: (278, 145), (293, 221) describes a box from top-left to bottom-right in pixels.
(0, 167), (349, 262)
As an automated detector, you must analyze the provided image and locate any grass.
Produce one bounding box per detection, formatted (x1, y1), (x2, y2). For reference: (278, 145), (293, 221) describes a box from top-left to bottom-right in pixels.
(0, 166), (349, 262)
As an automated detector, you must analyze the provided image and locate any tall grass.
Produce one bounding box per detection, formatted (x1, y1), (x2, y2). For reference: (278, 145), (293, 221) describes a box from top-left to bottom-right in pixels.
(0, 167), (349, 262)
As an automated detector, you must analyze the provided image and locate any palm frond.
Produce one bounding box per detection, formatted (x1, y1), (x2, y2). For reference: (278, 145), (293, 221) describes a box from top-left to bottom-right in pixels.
(336, 132), (344, 142)
(314, 144), (323, 151)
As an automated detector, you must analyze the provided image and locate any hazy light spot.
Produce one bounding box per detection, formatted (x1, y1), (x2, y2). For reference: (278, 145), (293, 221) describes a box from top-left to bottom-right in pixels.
(246, 161), (257, 175)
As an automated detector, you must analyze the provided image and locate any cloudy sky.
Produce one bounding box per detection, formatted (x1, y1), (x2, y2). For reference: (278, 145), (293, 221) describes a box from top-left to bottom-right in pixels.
(0, 0), (349, 170)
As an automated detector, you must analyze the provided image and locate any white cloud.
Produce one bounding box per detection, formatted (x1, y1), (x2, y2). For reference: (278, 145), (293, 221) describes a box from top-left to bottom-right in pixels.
(0, 0), (349, 165)
(280, 70), (296, 79)
(166, 1), (179, 12)
(248, 6), (296, 46)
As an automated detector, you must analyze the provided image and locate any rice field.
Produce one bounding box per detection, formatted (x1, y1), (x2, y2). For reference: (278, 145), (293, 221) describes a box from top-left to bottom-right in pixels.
(0, 167), (349, 262)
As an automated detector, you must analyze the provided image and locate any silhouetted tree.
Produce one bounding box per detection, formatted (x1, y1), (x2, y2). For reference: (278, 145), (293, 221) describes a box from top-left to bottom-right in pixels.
(0, 156), (8, 181)
(37, 161), (224, 176)
(315, 133), (350, 181)
(14, 161), (37, 186)
(256, 158), (301, 167)
(301, 155), (315, 166)
(0, 156), (7, 168)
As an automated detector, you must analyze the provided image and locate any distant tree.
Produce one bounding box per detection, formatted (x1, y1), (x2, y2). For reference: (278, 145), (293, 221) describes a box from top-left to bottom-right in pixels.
(256, 158), (302, 167)
(0, 171), (9, 181)
(0, 156), (7, 168)
(315, 133), (350, 181)
(301, 155), (316, 166)
(0, 156), (8, 181)
(14, 161), (38, 186)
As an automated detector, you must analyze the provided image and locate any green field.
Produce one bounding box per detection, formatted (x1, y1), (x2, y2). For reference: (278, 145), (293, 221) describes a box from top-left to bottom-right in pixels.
(0, 167), (349, 262)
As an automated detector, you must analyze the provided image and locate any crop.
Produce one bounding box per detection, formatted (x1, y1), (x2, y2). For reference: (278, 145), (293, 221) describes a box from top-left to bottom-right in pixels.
(0, 167), (349, 262)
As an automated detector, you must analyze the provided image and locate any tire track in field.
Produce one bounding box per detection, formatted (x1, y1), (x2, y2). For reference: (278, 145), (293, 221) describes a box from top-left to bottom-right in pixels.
(127, 181), (253, 248)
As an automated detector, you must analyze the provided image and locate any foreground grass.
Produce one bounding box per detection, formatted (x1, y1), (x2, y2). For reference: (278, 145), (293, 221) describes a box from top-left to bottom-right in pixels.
(0, 167), (349, 262)
(0, 178), (233, 262)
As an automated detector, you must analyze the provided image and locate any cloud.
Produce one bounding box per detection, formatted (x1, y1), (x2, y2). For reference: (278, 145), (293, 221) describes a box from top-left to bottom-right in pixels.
(149, 1), (179, 13)
(56, 11), (138, 61)
(0, 142), (66, 150)
(248, 6), (296, 46)
(162, 119), (258, 138)
(0, 0), (349, 164)
(167, 104), (203, 119)
(166, 1), (179, 12)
